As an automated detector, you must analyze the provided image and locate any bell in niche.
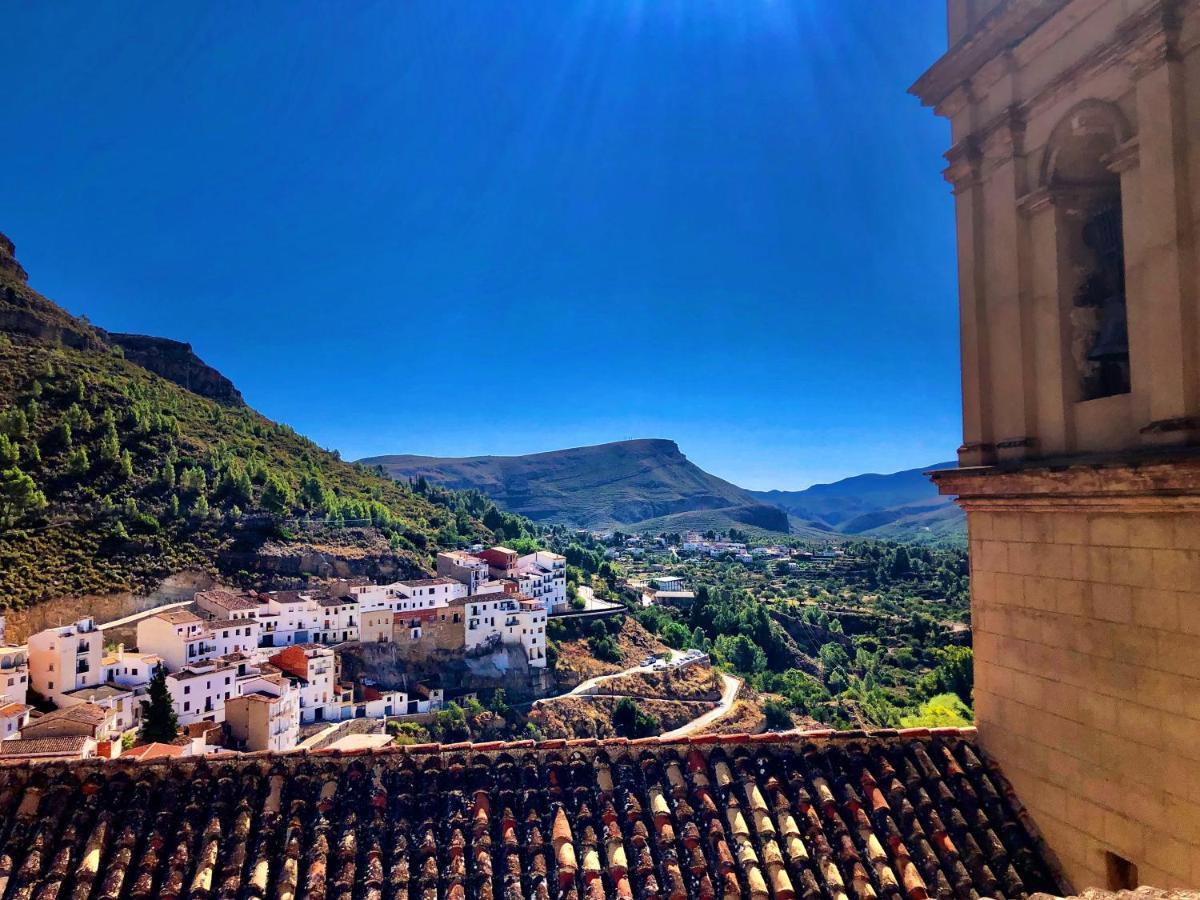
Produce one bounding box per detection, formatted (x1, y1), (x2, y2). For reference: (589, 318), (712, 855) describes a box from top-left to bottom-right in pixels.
(1076, 204), (1130, 397)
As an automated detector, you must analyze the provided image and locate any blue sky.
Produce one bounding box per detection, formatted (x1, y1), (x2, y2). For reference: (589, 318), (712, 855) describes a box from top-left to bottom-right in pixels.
(2, 1), (957, 490)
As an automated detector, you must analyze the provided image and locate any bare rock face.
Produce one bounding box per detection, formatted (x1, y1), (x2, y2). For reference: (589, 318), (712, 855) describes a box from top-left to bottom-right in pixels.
(0, 232), (27, 283)
(0, 233), (108, 351)
(106, 332), (245, 406)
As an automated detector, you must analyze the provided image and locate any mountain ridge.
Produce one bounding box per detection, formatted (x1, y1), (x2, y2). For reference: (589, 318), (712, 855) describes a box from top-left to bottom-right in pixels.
(362, 439), (791, 533)
(363, 443), (963, 540)
(751, 461), (962, 540)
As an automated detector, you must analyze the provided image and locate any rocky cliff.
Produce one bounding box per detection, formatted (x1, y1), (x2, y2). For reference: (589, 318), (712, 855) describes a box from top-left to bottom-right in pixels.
(106, 332), (244, 406)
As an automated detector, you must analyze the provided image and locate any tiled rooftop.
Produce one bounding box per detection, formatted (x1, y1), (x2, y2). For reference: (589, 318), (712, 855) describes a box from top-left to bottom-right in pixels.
(0, 735), (92, 759)
(0, 728), (1064, 900)
(196, 589), (263, 612)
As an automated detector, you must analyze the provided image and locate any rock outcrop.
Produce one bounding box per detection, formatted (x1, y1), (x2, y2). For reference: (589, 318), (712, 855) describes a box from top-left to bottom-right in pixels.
(106, 332), (244, 406)
(0, 232), (27, 283)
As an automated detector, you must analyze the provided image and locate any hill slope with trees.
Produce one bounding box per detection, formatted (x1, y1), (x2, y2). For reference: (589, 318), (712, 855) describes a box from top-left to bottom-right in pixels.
(0, 232), (529, 608)
(751, 462), (964, 541)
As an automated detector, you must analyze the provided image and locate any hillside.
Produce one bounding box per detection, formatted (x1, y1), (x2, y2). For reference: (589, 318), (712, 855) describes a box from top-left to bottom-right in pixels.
(0, 232), (502, 607)
(362, 439), (791, 533)
(754, 461), (963, 541)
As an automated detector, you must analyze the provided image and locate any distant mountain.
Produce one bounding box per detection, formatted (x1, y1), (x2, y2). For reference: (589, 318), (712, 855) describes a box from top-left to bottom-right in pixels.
(751, 461), (963, 541)
(361, 439), (791, 533)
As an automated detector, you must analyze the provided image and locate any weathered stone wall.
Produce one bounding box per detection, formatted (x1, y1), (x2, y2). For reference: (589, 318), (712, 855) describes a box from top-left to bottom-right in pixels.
(969, 505), (1200, 888)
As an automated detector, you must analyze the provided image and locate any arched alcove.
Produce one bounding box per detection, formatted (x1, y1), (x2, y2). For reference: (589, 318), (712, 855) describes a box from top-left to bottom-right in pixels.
(1042, 101), (1132, 400)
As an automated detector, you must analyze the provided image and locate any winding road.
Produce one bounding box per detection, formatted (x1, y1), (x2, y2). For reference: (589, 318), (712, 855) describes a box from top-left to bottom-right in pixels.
(540, 651), (743, 737)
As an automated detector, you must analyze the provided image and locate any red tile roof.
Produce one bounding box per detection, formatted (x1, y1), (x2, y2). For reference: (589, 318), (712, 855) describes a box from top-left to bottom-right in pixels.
(0, 735), (91, 759)
(121, 742), (186, 762)
(0, 729), (1064, 899)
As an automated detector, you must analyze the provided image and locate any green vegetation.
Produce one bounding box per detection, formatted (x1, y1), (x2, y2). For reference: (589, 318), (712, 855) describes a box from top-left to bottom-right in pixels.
(612, 697), (660, 738)
(900, 693), (972, 728)
(0, 339), (525, 607)
(596, 531), (975, 730)
(138, 666), (179, 744)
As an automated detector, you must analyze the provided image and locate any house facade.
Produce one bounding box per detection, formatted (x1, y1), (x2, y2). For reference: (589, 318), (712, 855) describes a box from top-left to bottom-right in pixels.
(27, 617), (103, 706)
(915, 0), (1200, 888)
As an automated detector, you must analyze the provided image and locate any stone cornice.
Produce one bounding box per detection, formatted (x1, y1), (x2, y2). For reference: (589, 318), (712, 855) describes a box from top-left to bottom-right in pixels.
(910, 0), (1070, 110)
(1120, 0), (1184, 77)
(929, 450), (1200, 511)
(1104, 136), (1141, 174)
(943, 138), (983, 194)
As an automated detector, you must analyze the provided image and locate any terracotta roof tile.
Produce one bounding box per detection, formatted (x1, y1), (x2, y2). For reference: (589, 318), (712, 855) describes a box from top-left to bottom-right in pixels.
(0, 729), (1063, 900)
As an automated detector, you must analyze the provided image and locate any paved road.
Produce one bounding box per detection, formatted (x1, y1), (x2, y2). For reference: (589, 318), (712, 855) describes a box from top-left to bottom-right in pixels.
(558, 649), (690, 698)
(658, 670), (742, 739)
(538, 651), (744, 738)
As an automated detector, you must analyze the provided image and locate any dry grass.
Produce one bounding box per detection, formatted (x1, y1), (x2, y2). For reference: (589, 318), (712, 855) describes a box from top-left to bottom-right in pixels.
(529, 695), (715, 740)
(600, 664), (723, 701)
(553, 618), (669, 685)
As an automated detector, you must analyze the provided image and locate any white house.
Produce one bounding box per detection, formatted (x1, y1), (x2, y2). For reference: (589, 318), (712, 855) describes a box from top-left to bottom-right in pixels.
(269, 644), (339, 724)
(225, 676), (300, 753)
(316, 596), (359, 644)
(59, 683), (138, 737)
(102, 647), (163, 689)
(194, 589), (262, 620)
(0, 701), (30, 739)
(136, 609), (210, 672)
(516, 551), (567, 613)
(166, 659), (241, 727)
(652, 576), (684, 592)
(505, 598), (548, 668)
(0, 645), (29, 709)
(436, 551), (491, 593)
(27, 618), (104, 706)
(255, 592), (323, 647)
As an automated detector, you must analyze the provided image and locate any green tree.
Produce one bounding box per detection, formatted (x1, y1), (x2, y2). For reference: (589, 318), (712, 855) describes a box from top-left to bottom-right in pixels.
(714, 634), (767, 675)
(763, 698), (794, 732)
(612, 697), (660, 738)
(660, 621), (691, 649)
(262, 474), (294, 515)
(0, 435), (18, 468)
(818, 642), (849, 678)
(139, 666), (179, 743)
(919, 646), (974, 707)
(67, 447), (90, 476)
(0, 466), (47, 527)
(219, 465), (254, 507)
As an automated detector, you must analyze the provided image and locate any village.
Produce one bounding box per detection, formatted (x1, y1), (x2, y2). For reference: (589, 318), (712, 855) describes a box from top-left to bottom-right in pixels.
(0, 546), (571, 760)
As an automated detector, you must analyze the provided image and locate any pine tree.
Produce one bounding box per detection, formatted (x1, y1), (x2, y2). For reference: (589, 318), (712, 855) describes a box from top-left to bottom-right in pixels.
(138, 666), (178, 744)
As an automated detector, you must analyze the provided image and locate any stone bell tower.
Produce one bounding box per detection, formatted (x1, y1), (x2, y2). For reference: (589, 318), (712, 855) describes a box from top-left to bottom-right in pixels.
(913, 0), (1200, 890)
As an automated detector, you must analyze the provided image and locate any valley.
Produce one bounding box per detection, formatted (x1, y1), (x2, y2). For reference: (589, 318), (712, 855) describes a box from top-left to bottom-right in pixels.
(0, 229), (972, 757)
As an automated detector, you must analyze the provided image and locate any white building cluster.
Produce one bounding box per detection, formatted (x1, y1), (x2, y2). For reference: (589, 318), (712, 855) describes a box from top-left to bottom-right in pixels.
(3, 545), (564, 760)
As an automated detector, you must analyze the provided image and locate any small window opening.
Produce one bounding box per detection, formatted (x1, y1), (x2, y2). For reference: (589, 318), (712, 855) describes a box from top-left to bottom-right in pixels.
(1105, 851), (1138, 891)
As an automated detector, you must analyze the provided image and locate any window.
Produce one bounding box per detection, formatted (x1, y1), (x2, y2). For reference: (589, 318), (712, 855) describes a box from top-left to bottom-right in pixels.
(184, 701), (191, 711)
